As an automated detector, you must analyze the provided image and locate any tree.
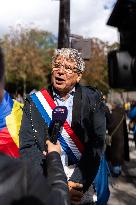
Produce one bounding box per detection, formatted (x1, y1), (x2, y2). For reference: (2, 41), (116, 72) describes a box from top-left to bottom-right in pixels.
(1, 25), (57, 95)
(81, 38), (109, 94)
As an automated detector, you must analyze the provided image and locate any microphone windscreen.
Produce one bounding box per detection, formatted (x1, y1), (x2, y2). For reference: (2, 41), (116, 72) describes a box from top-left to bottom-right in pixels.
(52, 106), (68, 125)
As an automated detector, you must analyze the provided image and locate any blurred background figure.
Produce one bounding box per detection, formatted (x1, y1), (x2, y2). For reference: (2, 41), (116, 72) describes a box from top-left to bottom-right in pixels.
(124, 101), (131, 114)
(128, 101), (136, 148)
(15, 93), (24, 104)
(106, 99), (129, 177)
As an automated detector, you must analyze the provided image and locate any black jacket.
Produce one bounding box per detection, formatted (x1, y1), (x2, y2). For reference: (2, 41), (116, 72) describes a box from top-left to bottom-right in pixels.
(19, 84), (106, 192)
(0, 152), (69, 205)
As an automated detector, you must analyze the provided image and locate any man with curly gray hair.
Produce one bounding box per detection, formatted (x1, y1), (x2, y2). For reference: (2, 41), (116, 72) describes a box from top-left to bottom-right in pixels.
(51, 48), (85, 98)
(20, 48), (106, 205)
(52, 48), (85, 73)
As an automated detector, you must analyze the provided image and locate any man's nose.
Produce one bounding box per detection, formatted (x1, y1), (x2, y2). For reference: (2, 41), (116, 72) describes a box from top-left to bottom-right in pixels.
(58, 65), (65, 73)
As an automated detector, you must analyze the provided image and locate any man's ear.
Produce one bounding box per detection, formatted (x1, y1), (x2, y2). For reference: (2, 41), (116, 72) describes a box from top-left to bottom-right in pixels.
(76, 73), (82, 83)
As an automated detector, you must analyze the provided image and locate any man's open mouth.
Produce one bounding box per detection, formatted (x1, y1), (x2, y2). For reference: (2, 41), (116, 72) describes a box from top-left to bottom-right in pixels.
(55, 77), (65, 82)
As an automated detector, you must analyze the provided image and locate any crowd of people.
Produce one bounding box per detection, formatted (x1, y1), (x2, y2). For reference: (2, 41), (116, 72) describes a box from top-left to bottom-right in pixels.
(0, 46), (135, 205)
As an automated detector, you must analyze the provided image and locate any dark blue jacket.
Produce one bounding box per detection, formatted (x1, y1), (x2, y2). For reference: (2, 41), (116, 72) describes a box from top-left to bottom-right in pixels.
(128, 106), (136, 120)
(128, 106), (136, 133)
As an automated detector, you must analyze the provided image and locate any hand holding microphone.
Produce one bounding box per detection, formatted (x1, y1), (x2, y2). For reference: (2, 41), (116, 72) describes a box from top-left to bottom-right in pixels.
(43, 140), (61, 156)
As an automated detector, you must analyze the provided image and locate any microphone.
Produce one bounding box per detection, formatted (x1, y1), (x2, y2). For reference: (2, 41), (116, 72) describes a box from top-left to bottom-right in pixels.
(50, 106), (68, 144)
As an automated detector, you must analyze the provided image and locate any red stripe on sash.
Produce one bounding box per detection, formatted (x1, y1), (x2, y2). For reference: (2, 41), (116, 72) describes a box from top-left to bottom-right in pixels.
(63, 122), (84, 153)
(41, 88), (56, 108)
(40, 88), (84, 153)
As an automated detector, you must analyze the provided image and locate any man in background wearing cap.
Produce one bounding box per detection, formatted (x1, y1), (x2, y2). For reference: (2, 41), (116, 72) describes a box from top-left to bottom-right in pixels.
(20, 48), (106, 205)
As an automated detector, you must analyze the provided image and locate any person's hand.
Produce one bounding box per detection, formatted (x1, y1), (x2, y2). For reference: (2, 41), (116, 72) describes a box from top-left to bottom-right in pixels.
(68, 181), (83, 205)
(43, 140), (61, 156)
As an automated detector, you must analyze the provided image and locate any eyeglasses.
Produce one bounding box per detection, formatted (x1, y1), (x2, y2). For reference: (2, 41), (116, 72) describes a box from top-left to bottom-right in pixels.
(52, 62), (77, 74)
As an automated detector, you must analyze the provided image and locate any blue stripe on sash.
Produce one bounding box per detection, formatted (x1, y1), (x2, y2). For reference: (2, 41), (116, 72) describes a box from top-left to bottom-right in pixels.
(57, 133), (78, 164)
(31, 94), (51, 126)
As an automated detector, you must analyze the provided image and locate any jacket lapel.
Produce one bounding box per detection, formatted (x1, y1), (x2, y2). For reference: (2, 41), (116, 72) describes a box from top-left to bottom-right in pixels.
(71, 84), (82, 133)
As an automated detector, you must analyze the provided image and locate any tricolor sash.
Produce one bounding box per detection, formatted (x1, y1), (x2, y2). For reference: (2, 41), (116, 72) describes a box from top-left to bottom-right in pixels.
(0, 91), (23, 158)
(31, 88), (84, 164)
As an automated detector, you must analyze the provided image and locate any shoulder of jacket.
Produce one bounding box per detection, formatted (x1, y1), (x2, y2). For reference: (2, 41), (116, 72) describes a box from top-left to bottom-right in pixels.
(82, 86), (105, 112)
(82, 85), (103, 98)
(23, 94), (36, 110)
(24, 91), (39, 103)
(24, 94), (31, 103)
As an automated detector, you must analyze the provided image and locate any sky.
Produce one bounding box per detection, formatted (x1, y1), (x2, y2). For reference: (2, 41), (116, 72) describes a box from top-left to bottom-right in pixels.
(0, 0), (119, 44)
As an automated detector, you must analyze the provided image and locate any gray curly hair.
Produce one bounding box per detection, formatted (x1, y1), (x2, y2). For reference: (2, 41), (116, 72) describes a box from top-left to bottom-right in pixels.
(52, 48), (85, 73)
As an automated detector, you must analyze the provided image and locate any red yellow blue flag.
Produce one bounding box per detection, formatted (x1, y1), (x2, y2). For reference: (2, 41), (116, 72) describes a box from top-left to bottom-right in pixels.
(0, 91), (23, 158)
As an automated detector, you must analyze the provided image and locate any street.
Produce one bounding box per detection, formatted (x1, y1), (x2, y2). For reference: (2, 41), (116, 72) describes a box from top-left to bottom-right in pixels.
(108, 138), (136, 205)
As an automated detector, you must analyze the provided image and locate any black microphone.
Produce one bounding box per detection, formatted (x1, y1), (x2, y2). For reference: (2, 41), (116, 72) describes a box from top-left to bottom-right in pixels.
(50, 106), (68, 144)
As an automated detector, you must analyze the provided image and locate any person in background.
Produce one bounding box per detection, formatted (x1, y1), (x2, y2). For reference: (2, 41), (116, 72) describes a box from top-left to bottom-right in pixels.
(15, 93), (24, 104)
(107, 99), (129, 177)
(0, 47), (23, 158)
(20, 48), (106, 205)
(128, 102), (136, 147)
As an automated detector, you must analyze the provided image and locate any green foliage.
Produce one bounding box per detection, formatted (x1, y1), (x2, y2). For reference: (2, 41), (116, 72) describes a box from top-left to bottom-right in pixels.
(81, 38), (110, 94)
(81, 39), (119, 94)
(1, 25), (57, 94)
(0, 25), (119, 96)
